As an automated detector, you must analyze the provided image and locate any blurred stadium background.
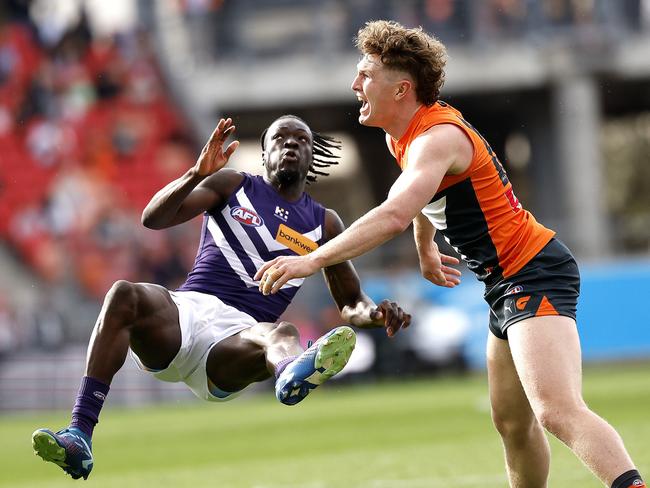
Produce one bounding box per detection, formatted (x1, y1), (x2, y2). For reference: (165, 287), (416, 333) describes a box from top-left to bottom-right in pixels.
(0, 0), (649, 484)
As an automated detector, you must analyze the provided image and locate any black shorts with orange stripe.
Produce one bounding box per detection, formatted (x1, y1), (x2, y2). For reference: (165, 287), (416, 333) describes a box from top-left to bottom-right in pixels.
(484, 238), (580, 339)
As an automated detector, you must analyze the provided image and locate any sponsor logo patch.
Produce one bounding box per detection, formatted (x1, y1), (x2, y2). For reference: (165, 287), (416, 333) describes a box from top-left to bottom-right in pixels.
(93, 391), (106, 401)
(275, 224), (318, 255)
(230, 206), (264, 227)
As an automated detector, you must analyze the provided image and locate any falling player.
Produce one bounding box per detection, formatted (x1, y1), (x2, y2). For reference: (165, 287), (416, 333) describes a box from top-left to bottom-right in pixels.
(31, 115), (411, 480)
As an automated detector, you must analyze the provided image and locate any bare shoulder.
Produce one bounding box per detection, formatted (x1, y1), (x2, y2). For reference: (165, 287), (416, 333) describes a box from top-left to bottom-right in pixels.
(200, 168), (245, 199)
(323, 207), (345, 240)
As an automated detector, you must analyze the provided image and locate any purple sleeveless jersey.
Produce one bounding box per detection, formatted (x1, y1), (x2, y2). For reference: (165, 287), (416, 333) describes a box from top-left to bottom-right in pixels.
(177, 173), (327, 323)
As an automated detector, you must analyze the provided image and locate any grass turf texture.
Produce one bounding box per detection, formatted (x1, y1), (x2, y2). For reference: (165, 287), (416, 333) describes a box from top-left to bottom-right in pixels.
(3, 363), (649, 487)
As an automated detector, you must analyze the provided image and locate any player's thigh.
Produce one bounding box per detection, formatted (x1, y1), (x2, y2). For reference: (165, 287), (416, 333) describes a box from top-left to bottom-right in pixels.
(487, 332), (536, 426)
(128, 283), (182, 370)
(506, 315), (584, 414)
(206, 324), (275, 390)
(206, 321), (300, 389)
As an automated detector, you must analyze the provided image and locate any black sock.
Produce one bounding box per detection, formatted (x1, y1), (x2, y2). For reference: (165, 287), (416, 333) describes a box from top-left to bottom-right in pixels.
(611, 470), (645, 488)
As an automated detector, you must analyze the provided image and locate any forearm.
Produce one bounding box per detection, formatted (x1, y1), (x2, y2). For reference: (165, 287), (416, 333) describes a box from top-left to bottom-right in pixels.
(322, 263), (376, 326)
(311, 204), (407, 269)
(141, 168), (205, 229)
(413, 213), (436, 257)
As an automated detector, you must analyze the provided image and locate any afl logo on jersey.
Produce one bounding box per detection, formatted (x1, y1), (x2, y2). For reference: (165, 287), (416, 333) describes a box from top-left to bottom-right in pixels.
(230, 206), (264, 227)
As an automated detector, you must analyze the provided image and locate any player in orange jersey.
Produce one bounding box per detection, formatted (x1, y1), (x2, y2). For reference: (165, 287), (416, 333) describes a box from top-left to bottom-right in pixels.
(256, 20), (645, 488)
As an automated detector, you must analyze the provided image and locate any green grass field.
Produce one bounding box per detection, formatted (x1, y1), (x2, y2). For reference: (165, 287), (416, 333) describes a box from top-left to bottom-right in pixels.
(2, 364), (649, 488)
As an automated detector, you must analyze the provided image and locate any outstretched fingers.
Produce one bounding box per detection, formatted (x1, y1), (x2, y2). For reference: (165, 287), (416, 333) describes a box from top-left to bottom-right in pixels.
(223, 140), (240, 159)
(441, 265), (462, 286)
(213, 118), (232, 140)
(423, 267), (461, 288)
(195, 118), (239, 175)
(435, 253), (462, 287)
(204, 118), (236, 151)
(440, 253), (460, 265)
(203, 119), (225, 148)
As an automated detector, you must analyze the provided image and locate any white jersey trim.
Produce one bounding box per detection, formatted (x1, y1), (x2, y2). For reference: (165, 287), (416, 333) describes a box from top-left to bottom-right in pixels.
(207, 216), (258, 288)
(421, 196), (468, 261)
(422, 196), (448, 230)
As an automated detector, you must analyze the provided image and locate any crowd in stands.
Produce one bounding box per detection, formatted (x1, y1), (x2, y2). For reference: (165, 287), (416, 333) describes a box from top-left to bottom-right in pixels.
(0, 10), (199, 293)
(0, 5), (202, 352)
(184, 0), (650, 62)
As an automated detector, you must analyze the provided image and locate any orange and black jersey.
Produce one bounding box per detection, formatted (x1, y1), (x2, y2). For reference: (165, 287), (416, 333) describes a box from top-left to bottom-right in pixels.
(390, 101), (555, 282)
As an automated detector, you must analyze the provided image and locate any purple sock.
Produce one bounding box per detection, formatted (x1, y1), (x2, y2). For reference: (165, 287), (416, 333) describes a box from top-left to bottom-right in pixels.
(69, 376), (110, 438)
(274, 355), (299, 378)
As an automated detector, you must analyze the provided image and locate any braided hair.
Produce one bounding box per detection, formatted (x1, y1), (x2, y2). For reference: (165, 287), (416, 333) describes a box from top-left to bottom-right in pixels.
(260, 115), (341, 184)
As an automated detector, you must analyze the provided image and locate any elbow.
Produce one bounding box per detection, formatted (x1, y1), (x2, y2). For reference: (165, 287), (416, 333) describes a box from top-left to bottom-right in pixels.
(141, 211), (162, 230)
(383, 209), (412, 237)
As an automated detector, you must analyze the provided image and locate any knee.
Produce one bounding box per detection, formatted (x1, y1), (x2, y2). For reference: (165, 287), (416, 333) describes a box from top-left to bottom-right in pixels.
(104, 280), (139, 322)
(492, 408), (539, 447)
(272, 321), (300, 340)
(534, 400), (587, 438)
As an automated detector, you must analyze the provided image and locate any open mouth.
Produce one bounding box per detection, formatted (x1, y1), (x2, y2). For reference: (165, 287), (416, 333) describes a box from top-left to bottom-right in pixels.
(281, 150), (298, 162)
(357, 96), (369, 115)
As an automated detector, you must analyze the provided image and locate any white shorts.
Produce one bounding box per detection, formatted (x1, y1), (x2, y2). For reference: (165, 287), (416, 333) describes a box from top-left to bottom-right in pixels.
(130, 290), (258, 402)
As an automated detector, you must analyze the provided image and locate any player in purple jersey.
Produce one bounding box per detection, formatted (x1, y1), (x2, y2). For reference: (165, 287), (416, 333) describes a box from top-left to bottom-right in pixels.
(31, 116), (410, 480)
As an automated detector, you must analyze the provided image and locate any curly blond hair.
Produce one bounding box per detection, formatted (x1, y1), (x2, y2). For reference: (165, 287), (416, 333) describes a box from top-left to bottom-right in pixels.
(355, 20), (448, 106)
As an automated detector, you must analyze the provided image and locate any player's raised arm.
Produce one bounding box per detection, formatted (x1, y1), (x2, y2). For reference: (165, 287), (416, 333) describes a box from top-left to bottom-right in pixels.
(321, 209), (411, 337)
(141, 118), (241, 229)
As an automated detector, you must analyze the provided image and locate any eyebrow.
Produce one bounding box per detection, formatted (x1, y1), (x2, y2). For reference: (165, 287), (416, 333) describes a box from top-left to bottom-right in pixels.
(275, 126), (312, 136)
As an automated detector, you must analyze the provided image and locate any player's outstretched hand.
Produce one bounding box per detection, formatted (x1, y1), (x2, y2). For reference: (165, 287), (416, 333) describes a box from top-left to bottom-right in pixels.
(419, 241), (461, 288)
(255, 255), (320, 295)
(194, 118), (240, 177)
(333, 299), (412, 338)
(365, 299), (411, 338)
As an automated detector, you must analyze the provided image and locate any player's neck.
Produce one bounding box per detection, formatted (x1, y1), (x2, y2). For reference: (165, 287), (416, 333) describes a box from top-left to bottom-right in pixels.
(264, 175), (305, 202)
(275, 185), (304, 202)
(383, 102), (423, 140)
